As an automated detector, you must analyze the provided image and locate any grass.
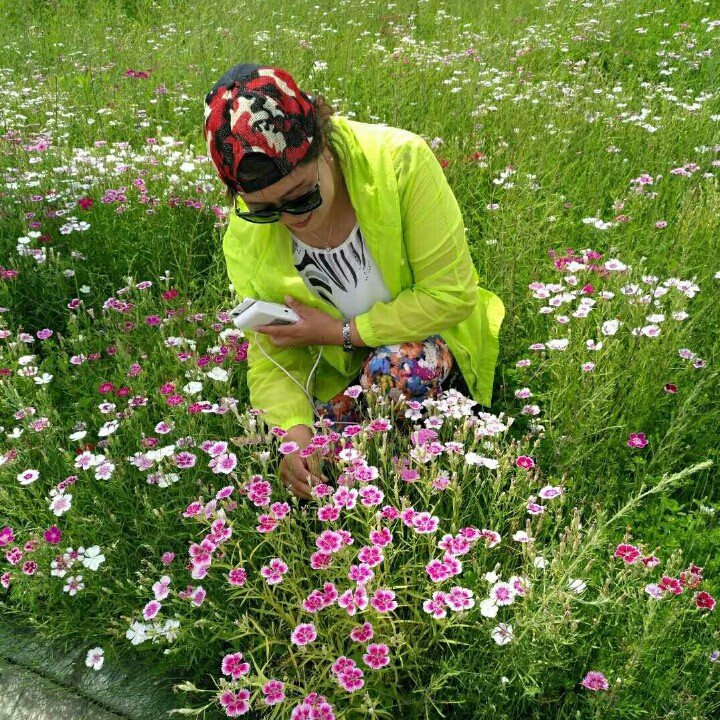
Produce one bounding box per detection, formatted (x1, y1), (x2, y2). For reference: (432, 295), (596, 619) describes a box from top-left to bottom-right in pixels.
(0, 0), (719, 717)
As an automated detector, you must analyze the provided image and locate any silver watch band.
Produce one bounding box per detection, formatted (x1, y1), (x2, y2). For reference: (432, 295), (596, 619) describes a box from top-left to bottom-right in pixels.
(342, 319), (354, 352)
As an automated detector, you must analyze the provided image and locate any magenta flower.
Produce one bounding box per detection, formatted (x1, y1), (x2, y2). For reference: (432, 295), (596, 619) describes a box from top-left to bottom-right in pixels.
(614, 543), (641, 564)
(291, 623), (317, 647)
(349, 622), (374, 643)
(262, 680), (285, 705)
(363, 643), (390, 670)
(423, 591), (448, 619)
(369, 588), (397, 613)
(581, 671), (609, 691)
(228, 567), (247, 586)
(695, 591), (716, 611)
(219, 688), (250, 716)
(142, 600), (161, 620)
(627, 432), (648, 448)
(221, 652), (250, 679)
(43, 525), (62, 544)
(515, 455), (535, 469)
(260, 558), (288, 585)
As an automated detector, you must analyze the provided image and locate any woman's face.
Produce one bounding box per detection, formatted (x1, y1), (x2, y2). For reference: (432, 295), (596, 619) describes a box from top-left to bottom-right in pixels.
(237, 148), (336, 232)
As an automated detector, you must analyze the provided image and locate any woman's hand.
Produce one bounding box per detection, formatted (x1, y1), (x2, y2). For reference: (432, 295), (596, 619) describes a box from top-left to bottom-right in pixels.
(279, 424), (329, 500)
(254, 296), (342, 347)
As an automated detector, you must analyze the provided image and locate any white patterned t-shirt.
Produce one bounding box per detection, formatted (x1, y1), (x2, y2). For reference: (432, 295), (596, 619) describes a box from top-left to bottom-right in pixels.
(291, 221), (393, 318)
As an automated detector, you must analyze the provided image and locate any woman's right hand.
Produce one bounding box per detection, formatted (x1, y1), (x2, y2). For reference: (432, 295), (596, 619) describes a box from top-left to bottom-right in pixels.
(279, 424), (328, 500)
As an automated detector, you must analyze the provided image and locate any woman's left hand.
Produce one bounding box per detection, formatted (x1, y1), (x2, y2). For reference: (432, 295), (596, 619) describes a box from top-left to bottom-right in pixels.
(253, 296), (341, 347)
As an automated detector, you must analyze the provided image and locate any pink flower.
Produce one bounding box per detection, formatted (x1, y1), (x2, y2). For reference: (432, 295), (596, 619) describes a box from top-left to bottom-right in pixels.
(426, 558), (452, 583)
(143, 600), (161, 620)
(348, 563), (374, 585)
(664, 383), (678, 394)
(337, 587), (369, 616)
(221, 652), (250, 679)
(659, 576), (683, 595)
(369, 527), (393, 547)
(279, 441), (299, 455)
(43, 525), (62, 544)
(489, 582), (516, 606)
(446, 586), (475, 611)
(221, 688), (250, 716)
(161, 551), (175, 565)
(261, 558), (288, 585)
(367, 418), (391, 433)
(627, 432), (648, 448)
(614, 543), (641, 564)
(262, 680), (285, 705)
(363, 643), (390, 670)
(423, 591), (448, 619)
(581, 671), (609, 691)
(696, 591), (716, 611)
(411, 511), (439, 534)
(370, 588), (397, 613)
(228, 567), (247, 586)
(349, 621), (374, 643)
(515, 455), (535, 469)
(316, 530), (343, 554)
(291, 623), (317, 647)
(357, 545), (384, 567)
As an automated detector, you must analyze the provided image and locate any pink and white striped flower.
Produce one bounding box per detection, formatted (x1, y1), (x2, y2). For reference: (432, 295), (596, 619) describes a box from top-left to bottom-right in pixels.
(291, 623), (317, 647)
(260, 558), (288, 585)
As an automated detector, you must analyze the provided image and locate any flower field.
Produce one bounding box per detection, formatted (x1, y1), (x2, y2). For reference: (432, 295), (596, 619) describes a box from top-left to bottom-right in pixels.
(1, 0), (719, 718)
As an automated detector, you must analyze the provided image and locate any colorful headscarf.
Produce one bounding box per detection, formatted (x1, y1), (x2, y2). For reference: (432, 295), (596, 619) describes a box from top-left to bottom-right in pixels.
(204, 64), (316, 194)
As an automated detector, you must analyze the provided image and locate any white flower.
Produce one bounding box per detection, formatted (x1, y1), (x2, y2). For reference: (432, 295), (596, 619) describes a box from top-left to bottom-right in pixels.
(82, 546), (106, 571)
(546, 338), (569, 351)
(512, 530), (531, 543)
(126, 621), (148, 645)
(464, 452), (499, 469)
(567, 578), (587, 594)
(206, 366), (229, 382)
(63, 575), (84, 596)
(604, 258), (627, 271)
(34, 373), (54, 385)
(85, 647), (104, 670)
(98, 420), (119, 437)
(480, 598), (499, 618)
(69, 430), (87, 441)
(183, 381), (203, 395)
(533, 556), (547, 569)
(18, 469), (40, 485)
(49, 493), (73, 517)
(484, 570), (499, 583)
(601, 319), (621, 336)
(491, 623), (515, 645)
(17, 355), (36, 366)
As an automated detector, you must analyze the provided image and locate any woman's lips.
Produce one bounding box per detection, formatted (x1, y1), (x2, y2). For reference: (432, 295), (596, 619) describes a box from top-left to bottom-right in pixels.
(289, 212), (313, 228)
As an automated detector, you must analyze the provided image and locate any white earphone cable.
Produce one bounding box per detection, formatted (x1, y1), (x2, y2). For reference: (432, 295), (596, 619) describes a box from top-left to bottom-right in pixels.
(252, 331), (326, 422)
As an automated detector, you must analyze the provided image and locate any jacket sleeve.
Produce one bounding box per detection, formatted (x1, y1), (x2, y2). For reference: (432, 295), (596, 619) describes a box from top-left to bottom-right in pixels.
(223, 226), (318, 431)
(353, 136), (479, 347)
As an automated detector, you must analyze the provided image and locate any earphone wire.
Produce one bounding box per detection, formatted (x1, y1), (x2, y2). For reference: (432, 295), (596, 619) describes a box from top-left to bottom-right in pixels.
(254, 333), (323, 420)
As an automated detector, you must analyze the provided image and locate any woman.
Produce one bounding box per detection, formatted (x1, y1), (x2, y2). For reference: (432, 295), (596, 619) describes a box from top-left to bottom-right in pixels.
(205, 64), (504, 499)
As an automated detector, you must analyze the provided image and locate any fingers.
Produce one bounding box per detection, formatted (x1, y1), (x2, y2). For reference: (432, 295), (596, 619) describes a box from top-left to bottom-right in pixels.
(282, 455), (318, 500)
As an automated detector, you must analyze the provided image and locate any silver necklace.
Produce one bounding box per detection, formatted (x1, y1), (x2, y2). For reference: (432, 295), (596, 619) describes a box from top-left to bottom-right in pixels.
(308, 213), (336, 250)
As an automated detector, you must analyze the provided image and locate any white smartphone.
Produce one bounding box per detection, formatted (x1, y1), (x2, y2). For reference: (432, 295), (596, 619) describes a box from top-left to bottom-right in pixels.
(229, 298), (300, 330)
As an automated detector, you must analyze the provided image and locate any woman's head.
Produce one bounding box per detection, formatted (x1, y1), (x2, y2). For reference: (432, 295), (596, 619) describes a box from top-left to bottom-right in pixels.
(204, 64), (336, 203)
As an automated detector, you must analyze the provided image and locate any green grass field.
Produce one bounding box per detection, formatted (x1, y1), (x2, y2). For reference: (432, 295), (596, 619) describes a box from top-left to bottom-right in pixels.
(1, 0), (719, 718)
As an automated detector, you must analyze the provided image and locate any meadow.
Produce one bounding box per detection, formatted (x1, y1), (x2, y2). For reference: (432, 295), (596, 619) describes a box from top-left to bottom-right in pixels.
(0, 0), (719, 717)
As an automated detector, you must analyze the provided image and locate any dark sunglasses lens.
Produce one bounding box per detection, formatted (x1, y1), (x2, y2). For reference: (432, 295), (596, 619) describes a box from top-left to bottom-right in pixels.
(284, 187), (322, 215)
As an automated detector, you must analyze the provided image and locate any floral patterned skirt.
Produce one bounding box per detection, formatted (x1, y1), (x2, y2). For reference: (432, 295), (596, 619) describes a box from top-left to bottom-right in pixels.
(313, 334), (457, 427)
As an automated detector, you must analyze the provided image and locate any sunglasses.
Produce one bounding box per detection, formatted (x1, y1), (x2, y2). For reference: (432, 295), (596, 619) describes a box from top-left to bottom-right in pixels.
(234, 161), (323, 224)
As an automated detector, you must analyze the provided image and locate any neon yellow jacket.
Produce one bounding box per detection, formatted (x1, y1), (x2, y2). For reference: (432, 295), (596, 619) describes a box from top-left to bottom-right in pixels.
(223, 116), (505, 431)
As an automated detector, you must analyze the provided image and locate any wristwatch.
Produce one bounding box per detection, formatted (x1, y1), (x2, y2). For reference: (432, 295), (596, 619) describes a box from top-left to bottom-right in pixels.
(342, 319), (354, 352)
